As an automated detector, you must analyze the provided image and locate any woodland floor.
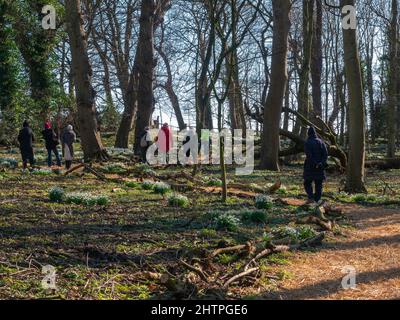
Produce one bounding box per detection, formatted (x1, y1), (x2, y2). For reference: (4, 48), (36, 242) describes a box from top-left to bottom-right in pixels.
(0, 145), (399, 300)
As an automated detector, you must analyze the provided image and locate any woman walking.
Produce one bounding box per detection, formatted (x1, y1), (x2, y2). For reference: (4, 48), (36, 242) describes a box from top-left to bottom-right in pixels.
(62, 125), (77, 170)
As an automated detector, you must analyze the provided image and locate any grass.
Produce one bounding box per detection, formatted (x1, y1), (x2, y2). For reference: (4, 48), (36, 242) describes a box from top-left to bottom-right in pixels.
(0, 144), (398, 299)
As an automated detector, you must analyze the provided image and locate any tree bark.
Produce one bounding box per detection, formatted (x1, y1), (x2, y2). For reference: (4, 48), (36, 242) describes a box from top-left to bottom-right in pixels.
(132, 0), (157, 154)
(311, 0), (323, 118)
(260, 0), (291, 171)
(295, 0), (314, 138)
(65, 0), (107, 161)
(341, 0), (367, 193)
(387, 0), (398, 158)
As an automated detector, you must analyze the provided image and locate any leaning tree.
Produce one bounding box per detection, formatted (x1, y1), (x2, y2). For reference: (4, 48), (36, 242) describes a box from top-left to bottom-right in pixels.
(65, 0), (107, 161)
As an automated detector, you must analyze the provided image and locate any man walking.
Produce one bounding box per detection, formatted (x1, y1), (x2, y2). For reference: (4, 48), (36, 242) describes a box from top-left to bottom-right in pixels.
(303, 127), (328, 205)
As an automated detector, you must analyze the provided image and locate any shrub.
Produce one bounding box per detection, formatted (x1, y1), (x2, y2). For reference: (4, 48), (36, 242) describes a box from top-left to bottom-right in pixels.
(296, 226), (317, 241)
(213, 213), (240, 232)
(65, 192), (109, 206)
(351, 194), (368, 203)
(125, 181), (141, 189)
(167, 194), (190, 208)
(276, 186), (288, 195)
(270, 226), (316, 242)
(199, 228), (218, 238)
(49, 187), (65, 203)
(141, 180), (155, 190)
(0, 158), (18, 169)
(153, 182), (171, 195)
(206, 178), (223, 187)
(135, 163), (156, 176)
(255, 195), (274, 210)
(241, 210), (268, 224)
(65, 192), (88, 205)
(95, 196), (109, 206)
(105, 163), (126, 174)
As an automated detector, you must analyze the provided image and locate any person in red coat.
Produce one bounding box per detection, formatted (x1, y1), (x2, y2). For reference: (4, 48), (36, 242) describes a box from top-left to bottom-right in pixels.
(157, 123), (174, 164)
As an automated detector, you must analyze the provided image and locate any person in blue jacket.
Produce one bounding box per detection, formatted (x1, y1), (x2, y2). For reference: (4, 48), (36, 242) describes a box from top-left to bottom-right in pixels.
(304, 127), (328, 205)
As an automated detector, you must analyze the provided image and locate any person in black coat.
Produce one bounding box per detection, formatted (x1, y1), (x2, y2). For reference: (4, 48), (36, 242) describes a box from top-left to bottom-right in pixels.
(303, 127), (328, 204)
(42, 121), (61, 167)
(18, 121), (35, 170)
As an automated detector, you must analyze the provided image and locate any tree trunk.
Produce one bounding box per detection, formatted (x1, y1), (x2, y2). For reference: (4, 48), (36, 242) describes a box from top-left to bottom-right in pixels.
(387, 0), (398, 158)
(341, 0), (366, 193)
(133, 0), (157, 155)
(65, 0), (107, 161)
(115, 72), (138, 148)
(156, 28), (186, 130)
(226, 49), (246, 132)
(311, 0), (323, 118)
(260, 0), (291, 171)
(295, 0), (314, 138)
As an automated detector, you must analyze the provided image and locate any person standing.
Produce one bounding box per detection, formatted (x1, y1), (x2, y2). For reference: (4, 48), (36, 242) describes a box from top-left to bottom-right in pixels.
(42, 121), (61, 167)
(303, 127), (328, 205)
(18, 121), (35, 171)
(157, 123), (174, 165)
(62, 125), (76, 170)
(139, 126), (153, 163)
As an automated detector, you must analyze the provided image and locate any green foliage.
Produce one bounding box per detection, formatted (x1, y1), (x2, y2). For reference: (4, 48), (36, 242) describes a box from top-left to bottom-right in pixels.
(217, 254), (236, 265)
(31, 169), (53, 176)
(98, 99), (121, 132)
(296, 226), (317, 240)
(212, 212), (240, 232)
(255, 195), (274, 210)
(153, 182), (171, 195)
(167, 194), (190, 208)
(199, 228), (218, 238)
(125, 181), (141, 189)
(351, 194), (379, 203)
(241, 210), (268, 224)
(141, 181), (155, 190)
(268, 226), (317, 242)
(0, 3), (23, 144)
(0, 158), (18, 169)
(351, 194), (368, 203)
(206, 178), (223, 187)
(65, 192), (109, 206)
(276, 186), (288, 195)
(135, 164), (156, 176)
(49, 187), (64, 203)
(104, 163), (127, 174)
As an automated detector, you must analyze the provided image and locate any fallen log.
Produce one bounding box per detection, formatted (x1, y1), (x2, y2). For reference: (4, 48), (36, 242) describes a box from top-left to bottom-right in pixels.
(210, 242), (255, 259)
(297, 216), (333, 231)
(244, 233), (326, 271)
(223, 267), (259, 289)
(179, 260), (210, 283)
(366, 158), (400, 170)
(64, 163), (85, 175)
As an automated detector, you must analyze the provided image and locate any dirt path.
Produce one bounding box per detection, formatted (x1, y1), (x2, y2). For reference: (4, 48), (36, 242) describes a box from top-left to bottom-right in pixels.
(266, 205), (400, 300)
